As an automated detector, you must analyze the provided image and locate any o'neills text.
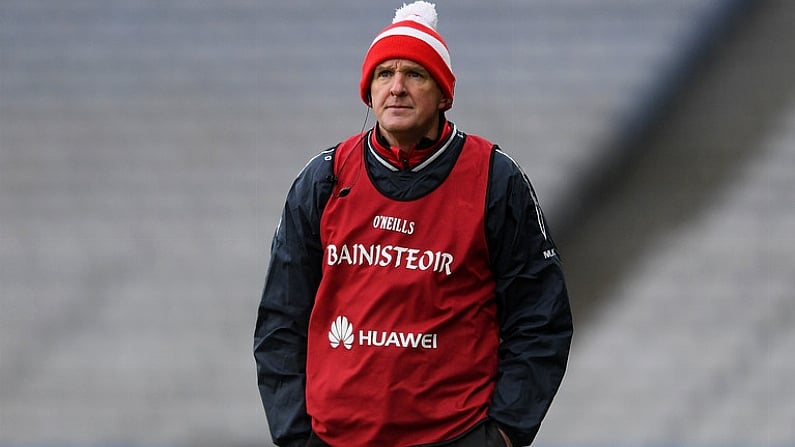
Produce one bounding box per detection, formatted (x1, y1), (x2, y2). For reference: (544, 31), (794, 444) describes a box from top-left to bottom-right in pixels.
(372, 215), (415, 235)
(326, 243), (454, 276)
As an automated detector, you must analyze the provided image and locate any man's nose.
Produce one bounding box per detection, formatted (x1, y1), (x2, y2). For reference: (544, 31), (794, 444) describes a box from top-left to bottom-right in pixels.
(389, 74), (407, 96)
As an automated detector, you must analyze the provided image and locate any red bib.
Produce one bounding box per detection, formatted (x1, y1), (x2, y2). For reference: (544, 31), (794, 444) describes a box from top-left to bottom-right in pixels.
(307, 132), (498, 447)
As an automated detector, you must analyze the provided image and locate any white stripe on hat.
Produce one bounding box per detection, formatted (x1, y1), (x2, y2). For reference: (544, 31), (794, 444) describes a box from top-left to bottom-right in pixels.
(369, 25), (452, 70)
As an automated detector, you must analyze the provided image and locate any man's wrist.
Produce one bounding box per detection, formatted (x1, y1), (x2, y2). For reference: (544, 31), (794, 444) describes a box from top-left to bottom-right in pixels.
(497, 427), (513, 447)
(495, 422), (519, 447)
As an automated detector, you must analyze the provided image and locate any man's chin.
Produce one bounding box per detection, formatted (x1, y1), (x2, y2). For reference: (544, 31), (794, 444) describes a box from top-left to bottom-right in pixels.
(379, 120), (414, 134)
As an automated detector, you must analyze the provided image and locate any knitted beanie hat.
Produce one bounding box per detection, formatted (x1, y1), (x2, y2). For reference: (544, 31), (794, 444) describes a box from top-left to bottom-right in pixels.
(360, 1), (455, 110)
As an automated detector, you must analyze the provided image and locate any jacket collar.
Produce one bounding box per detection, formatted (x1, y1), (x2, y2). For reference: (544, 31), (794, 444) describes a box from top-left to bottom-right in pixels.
(369, 118), (454, 171)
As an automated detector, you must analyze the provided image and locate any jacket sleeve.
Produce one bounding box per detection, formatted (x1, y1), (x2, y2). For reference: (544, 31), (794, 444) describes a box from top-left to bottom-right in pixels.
(485, 149), (574, 446)
(253, 149), (336, 447)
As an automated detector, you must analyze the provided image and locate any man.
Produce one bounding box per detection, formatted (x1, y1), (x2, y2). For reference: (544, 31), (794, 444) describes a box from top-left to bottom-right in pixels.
(254, 2), (573, 446)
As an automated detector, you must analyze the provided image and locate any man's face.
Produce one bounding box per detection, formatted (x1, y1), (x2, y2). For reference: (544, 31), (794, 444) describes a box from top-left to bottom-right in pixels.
(369, 59), (446, 145)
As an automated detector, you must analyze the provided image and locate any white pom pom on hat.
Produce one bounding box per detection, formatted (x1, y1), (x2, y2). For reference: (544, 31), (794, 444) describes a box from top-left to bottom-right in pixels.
(393, 1), (439, 28)
(360, 1), (455, 110)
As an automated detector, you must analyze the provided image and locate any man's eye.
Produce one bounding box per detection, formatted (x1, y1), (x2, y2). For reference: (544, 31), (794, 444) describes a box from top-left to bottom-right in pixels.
(408, 71), (422, 78)
(377, 70), (392, 78)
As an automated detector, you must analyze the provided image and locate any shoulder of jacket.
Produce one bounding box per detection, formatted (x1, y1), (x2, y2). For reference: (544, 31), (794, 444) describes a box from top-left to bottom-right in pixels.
(461, 132), (494, 148)
(487, 148), (543, 205)
(298, 146), (337, 182)
(333, 132), (367, 162)
(490, 148), (526, 178)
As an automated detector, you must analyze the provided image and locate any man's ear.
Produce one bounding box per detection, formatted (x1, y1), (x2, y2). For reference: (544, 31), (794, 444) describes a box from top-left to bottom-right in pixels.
(438, 98), (450, 109)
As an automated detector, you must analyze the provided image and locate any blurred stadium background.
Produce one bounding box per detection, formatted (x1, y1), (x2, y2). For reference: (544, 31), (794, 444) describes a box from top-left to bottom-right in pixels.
(1, 0), (793, 446)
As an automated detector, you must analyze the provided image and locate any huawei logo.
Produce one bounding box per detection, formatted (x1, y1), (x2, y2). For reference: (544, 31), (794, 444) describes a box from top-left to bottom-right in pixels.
(328, 315), (354, 350)
(327, 315), (439, 350)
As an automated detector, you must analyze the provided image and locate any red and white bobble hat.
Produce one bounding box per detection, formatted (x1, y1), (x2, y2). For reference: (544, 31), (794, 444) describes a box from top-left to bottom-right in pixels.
(360, 1), (455, 110)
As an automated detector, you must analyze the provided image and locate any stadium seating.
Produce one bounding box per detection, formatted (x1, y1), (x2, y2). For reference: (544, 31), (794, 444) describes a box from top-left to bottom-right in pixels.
(1, 1), (790, 446)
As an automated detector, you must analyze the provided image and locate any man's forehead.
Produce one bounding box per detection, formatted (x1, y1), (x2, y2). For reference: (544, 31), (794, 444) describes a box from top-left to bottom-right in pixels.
(375, 59), (429, 71)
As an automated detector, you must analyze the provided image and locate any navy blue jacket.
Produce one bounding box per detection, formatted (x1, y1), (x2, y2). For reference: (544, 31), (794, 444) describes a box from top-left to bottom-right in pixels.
(254, 122), (573, 447)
